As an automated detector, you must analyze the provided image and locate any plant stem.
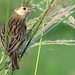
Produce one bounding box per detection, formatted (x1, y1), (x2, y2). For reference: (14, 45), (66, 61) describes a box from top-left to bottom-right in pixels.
(34, 38), (42, 75)
(2, 0), (9, 74)
(20, 0), (54, 59)
(34, 22), (44, 75)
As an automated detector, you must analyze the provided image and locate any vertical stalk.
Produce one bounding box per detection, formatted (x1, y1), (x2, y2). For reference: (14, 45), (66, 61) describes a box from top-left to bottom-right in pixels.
(34, 23), (44, 75)
(2, 0), (10, 74)
(46, 0), (49, 8)
(34, 0), (51, 74)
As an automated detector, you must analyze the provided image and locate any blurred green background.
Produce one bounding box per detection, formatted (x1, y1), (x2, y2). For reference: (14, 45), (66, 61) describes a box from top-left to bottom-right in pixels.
(0, 0), (75, 75)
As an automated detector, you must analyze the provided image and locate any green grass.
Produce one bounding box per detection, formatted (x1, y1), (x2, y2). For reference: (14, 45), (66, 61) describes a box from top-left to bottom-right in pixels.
(0, 0), (75, 75)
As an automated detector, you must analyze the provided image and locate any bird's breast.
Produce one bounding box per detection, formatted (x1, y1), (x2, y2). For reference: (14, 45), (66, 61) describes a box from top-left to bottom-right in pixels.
(8, 18), (27, 37)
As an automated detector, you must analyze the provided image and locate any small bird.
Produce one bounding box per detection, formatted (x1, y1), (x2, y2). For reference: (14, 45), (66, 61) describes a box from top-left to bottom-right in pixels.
(0, 6), (33, 71)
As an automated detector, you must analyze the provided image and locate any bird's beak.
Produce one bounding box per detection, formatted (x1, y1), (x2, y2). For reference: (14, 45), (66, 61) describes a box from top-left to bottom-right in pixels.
(28, 8), (34, 13)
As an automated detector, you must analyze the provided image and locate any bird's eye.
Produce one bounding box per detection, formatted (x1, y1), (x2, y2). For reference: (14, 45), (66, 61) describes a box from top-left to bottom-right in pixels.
(23, 8), (26, 10)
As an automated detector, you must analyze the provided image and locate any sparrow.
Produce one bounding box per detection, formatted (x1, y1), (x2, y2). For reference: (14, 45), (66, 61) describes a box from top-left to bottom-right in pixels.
(0, 6), (33, 71)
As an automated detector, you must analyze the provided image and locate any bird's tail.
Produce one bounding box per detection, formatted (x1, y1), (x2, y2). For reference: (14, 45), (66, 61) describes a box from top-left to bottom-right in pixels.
(9, 52), (19, 71)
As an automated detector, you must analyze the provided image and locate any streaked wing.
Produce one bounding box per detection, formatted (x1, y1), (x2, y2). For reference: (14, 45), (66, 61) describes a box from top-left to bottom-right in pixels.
(0, 24), (22, 54)
(0, 25), (5, 49)
(0, 15), (27, 54)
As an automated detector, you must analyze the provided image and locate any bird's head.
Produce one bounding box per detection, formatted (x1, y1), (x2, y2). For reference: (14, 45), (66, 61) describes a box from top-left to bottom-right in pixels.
(15, 6), (33, 19)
